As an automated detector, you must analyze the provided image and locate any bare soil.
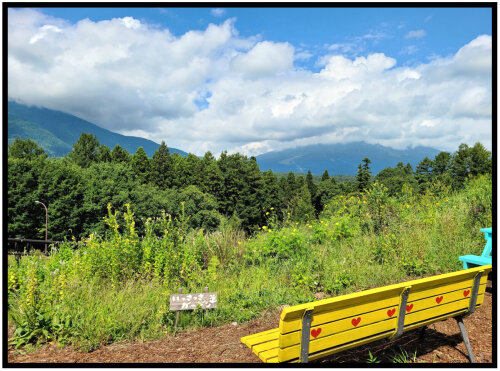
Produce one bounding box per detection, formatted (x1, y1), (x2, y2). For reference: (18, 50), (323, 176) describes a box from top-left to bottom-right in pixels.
(7, 281), (493, 365)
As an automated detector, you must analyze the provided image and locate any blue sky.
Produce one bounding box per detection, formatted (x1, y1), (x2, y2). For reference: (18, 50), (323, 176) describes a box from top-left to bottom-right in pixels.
(8, 6), (493, 155)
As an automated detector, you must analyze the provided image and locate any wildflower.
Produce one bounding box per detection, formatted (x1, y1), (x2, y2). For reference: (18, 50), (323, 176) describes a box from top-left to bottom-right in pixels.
(262, 226), (268, 230)
(436, 202), (440, 205)
(308, 225), (312, 228)
(266, 212), (269, 215)
(237, 241), (242, 245)
(270, 207), (274, 210)
(335, 222), (339, 226)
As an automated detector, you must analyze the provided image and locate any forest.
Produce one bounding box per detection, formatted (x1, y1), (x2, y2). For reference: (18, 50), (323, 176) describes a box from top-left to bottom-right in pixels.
(8, 133), (492, 241)
(7, 134), (492, 352)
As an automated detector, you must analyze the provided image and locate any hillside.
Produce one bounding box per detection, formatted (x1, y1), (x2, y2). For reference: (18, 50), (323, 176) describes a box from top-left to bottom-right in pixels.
(7, 101), (187, 158)
(256, 142), (442, 175)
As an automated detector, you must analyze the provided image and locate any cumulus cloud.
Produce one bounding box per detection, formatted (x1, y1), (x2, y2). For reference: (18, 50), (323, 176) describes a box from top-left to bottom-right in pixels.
(230, 41), (294, 78)
(8, 8), (492, 156)
(405, 29), (426, 38)
(211, 8), (225, 17)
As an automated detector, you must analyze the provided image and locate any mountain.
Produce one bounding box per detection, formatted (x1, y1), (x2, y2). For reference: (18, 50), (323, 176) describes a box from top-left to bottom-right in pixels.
(7, 101), (187, 158)
(256, 142), (442, 176)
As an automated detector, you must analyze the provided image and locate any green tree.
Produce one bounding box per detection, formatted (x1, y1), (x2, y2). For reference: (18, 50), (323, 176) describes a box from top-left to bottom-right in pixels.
(306, 169), (317, 201)
(130, 147), (151, 184)
(8, 157), (43, 238)
(197, 151), (223, 198)
(289, 184), (315, 222)
(321, 170), (330, 181)
(375, 163), (418, 196)
(357, 158), (372, 192)
(150, 141), (173, 189)
(9, 138), (47, 160)
(111, 144), (130, 163)
(415, 157), (434, 191)
(97, 145), (112, 163)
(67, 133), (100, 168)
(314, 180), (340, 214)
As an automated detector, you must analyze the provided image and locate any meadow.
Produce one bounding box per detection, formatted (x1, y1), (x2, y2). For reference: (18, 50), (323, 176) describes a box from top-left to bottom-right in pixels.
(7, 173), (491, 352)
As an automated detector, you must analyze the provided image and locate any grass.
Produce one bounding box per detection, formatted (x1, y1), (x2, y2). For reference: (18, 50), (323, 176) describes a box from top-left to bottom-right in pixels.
(7, 175), (492, 351)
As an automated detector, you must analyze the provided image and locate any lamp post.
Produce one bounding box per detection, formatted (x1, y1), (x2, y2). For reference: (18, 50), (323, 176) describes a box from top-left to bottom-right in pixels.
(35, 201), (48, 254)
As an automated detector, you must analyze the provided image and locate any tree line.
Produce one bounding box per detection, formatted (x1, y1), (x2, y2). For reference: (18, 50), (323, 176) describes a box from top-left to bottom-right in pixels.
(8, 133), (491, 241)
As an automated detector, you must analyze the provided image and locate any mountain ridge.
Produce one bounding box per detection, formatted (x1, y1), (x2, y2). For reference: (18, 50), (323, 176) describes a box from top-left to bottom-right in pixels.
(255, 142), (442, 175)
(7, 101), (187, 158)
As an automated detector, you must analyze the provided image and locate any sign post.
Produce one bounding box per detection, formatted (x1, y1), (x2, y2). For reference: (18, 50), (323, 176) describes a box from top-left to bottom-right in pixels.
(170, 287), (217, 330)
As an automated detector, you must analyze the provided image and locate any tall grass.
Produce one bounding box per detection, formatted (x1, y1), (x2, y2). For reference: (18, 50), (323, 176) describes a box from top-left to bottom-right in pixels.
(8, 175), (492, 351)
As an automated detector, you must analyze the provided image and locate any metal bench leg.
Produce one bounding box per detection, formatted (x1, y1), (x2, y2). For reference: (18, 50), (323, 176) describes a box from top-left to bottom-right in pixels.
(455, 316), (476, 363)
(419, 325), (426, 340)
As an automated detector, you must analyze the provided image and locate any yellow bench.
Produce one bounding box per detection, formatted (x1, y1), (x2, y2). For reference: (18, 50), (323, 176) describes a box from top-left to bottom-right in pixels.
(241, 265), (491, 363)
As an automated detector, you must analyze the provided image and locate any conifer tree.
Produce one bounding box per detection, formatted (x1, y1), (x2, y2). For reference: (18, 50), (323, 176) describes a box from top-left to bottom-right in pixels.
(151, 141), (173, 189)
(130, 147), (151, 183)
(111, 144), (130, 163)
(321, 170), (330, 181)
(356, 157), (372, 192)
(68, 133), (100, 168)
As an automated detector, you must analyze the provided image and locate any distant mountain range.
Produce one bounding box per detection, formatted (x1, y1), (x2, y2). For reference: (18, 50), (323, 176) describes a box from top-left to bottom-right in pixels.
(7, 101), (187, 158)
(255, 142), (441, 176)
(8, 101), (442, 175)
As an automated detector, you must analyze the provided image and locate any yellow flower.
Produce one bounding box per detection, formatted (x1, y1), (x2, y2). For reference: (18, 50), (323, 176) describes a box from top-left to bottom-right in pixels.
(237, 241), (241, 245)
(308, 225), (312, 228)
(270, 207), (274, 210)
(266, 212), (269, 215)
(436, 202), (440, 205)
(262, 226), (267, 230)
(335, 222), (339, 226)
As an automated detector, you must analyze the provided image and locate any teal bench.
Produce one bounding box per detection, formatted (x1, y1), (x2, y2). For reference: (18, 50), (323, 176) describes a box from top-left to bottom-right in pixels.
(459, 228), (492, 269)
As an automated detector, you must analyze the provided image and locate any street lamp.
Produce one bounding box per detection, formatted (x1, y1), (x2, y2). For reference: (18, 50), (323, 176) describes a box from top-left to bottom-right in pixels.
(35, 201), (48, 254)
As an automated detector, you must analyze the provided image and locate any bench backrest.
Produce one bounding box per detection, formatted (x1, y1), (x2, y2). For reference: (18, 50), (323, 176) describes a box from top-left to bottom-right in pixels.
(480, 227), (492, 257)
(277, 265), (491, 363)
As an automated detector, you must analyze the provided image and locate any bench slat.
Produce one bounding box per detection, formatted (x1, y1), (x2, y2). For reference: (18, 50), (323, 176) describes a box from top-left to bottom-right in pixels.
(405, 293), (484, 326)
(280, 266), (488, 323)
(279, 293), (401, 335)
(258, 347), (279, 363)
(280, 306), (398, 348)
(279, 318), (394, 362)
(280, 275), (487, 338)
(252, 339), (278, 354)
(241, 328), (279, 348)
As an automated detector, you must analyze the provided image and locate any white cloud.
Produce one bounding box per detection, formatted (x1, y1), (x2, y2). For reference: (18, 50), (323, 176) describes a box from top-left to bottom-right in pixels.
(230, 41), (294, 78)
(8, 9), (492, 156)
(211, 8), (225, 17)
(405, 29), (426, 38)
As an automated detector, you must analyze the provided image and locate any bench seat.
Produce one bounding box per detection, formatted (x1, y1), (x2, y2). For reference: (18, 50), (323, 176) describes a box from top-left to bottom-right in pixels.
(241, 265), (491, 363)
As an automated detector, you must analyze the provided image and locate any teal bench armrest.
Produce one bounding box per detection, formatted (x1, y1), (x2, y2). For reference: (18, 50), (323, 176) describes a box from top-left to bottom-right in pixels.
(459, 227), (492, 269)
(459, 255), (492, 269)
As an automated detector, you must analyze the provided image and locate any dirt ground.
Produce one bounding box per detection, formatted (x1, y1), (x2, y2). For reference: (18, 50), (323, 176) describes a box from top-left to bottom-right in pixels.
(7, 281), (494, 365)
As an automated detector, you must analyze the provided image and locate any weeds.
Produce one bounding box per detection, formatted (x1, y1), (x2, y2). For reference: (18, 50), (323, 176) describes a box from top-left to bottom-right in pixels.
(7, 175), (492, 350)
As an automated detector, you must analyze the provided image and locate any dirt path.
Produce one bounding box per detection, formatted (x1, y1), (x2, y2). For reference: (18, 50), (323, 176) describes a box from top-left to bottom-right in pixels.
(7, 283), (493, 364)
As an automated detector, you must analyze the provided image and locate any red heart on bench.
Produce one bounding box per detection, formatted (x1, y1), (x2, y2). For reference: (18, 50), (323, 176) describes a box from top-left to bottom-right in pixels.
(463, 290), (470, 297)
(351, 317), (361, 327)
(406, 304), (413, 312)
(387, 308), (396, 317)
(311, 328), (321, 338)
(436, 296), (443, 304)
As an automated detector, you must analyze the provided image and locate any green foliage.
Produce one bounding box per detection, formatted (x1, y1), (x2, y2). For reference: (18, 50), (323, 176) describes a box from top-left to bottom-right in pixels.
(357, 157), (372, 192)
(67, 133), (100, 168)
(111, 144), (130, 163)
(9, 138), (47, 160)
